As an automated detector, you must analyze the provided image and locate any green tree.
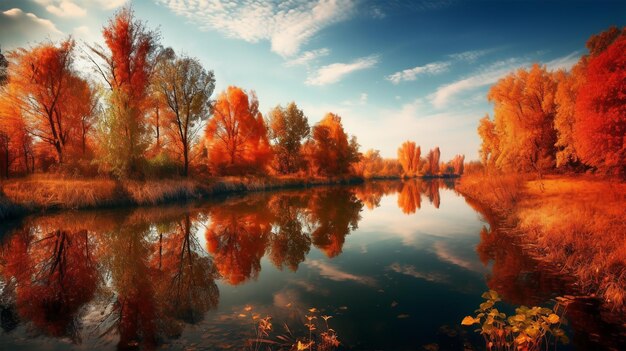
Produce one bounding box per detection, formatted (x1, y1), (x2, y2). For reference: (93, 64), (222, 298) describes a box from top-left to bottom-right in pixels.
(267, 102), (310, 174)
(153, 51), (215, 176)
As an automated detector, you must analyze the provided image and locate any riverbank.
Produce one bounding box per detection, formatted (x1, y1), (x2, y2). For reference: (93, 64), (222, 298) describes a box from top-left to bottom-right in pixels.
(0, 175), (365, 220)
(457, 173), (626, 312)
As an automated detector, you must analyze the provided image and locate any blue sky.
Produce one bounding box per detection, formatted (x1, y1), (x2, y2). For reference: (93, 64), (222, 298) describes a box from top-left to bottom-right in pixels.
(1, 0), (624, 160)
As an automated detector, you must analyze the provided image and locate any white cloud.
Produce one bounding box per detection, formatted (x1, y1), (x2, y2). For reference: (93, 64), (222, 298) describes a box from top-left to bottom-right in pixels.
(38, 1), (87, 17)
(95, 0), (128, 10)
(429, 58), (526, 109)
(386, 61), (450, 84)
(545, 51), (581, 71)
(34, 0), (128, 14)
(305, 55), (378, 86)
(285, 48), (330, 67)
(448, 49), (491, 62)
(155, 0), (354, 57)
(0, 8), (63, 49)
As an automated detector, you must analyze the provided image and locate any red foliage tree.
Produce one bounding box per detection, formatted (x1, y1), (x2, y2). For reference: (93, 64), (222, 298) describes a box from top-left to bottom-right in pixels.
(573, 33), (626, 176)
(204, 86), (272, 175)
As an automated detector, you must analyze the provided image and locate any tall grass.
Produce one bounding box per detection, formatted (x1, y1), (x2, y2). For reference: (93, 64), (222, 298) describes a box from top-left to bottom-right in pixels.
(0, 175), (365, 219)
(458, 173), (626, 312)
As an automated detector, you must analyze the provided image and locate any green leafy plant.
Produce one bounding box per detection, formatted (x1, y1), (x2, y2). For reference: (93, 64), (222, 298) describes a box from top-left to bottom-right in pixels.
(461, 290), (569, 351)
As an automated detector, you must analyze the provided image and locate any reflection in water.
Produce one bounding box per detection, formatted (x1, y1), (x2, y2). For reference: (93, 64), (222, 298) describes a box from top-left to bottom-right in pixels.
(1, 229), (97, 340)
(466, 196), (626, 349)
(0, 179), (623, 350)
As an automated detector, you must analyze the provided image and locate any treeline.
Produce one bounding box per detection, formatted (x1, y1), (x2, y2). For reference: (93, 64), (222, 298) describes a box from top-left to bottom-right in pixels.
(0, 7), (464, 181)
(478, 27), (625, 177)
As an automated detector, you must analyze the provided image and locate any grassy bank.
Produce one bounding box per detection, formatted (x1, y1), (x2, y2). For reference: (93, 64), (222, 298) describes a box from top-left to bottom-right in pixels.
(457, 173), (626, 312)
(0, 175), (363, 220)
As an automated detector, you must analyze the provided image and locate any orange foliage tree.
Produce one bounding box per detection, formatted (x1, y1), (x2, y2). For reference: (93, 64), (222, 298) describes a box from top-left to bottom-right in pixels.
(423, 147), (441, 176)
(487, 64), (558, 173)
(204, 86), (272, 175)
(477, 114), (499, 167)
(7, 40), (94, 165)
(397, 141), (421, 176)
(89, 6), (159, 177)
(573, 32), (626, 176)
(309, 113), (360, 176)
(0, 93), (33, 177)
(353, 149), (384, 178)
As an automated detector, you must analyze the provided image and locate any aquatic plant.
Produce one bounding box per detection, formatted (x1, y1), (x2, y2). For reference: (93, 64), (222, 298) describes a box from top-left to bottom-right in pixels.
(461, 290), (569, 351)
(244, 306), (340, 351)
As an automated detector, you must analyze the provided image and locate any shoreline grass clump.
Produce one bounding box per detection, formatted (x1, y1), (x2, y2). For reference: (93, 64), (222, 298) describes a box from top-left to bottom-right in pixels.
(242, 306), (340, 351)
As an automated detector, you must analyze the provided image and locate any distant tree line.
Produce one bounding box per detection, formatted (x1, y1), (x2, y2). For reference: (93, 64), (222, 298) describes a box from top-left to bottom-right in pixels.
(0, 6), (466, 180)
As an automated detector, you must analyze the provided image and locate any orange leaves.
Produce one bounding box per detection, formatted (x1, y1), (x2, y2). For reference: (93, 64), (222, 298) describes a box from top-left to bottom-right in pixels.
(487, 64), (558, 173)
(5, 39), (94, 165)
(477, 27), (625, 177)
(309, 113), (360, 176)
(397, 141), (421, 176)
(204, 86), (272, 175)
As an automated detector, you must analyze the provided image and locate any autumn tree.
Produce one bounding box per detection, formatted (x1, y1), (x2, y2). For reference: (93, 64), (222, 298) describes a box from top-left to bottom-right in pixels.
(7, 40), (94, 165)
(0, 91), (33, 177)
(353, 149), (384, 178)
(445, 154), (465, 175)
(397, 141), (421, 176)
(89, 7), (159, 177)
(487, 64), (558, 173)
(309, 113), (360, 176)
(267, 102), (310, 174)
(477, 114), (499, 167)
(0, 46), (7, 86)
(573, 32), (626, 176)
(424, 147), (440, 176)
(204, 86), (272, 175)
(153, 52), (215, 176)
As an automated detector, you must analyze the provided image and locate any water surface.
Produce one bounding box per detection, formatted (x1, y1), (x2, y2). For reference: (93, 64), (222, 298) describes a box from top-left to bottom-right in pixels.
(0, 180), (623, 350)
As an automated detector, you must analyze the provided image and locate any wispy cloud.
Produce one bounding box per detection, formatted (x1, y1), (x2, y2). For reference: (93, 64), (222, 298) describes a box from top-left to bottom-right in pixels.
(155, 0), (354, 57)
(285, 48), (330, 67)
(306, 55), (378, 86)
(448, 49), (492, 62)
(545, 51), (581, 71)
(306, 260), (376, 286)
(341, 92), (368, 106)
(429, 58), (526, 108)
(388, 262), (449, 284)
(386, 61), (450, 84)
